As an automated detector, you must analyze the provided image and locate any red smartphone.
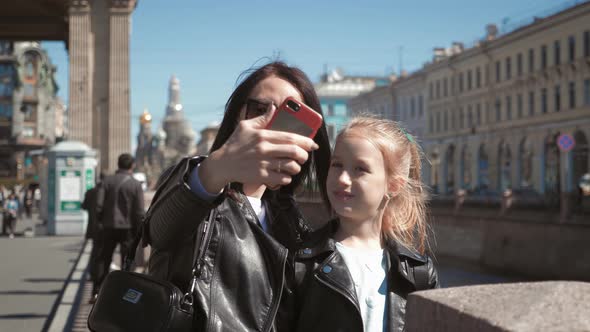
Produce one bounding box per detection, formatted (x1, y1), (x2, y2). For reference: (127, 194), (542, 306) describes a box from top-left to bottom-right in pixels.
(265, 97), (323, 139)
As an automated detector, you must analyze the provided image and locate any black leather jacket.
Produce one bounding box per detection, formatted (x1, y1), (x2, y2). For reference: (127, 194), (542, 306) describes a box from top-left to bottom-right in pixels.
(143, 157), (312, 332)
(292, 220), (439, 332)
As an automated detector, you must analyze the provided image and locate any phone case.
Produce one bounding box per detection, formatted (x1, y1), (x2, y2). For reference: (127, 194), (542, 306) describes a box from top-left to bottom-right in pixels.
(265, 97), (323, 139)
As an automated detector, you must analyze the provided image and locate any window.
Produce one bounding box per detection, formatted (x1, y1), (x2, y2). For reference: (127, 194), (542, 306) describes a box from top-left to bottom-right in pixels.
(459, 73), (464, 92)
(569, 81), (576, 109)
(555, 85), (561, 112)
(451, 111), (456, 130)
(467, 105), (473, 127)
(528, 48), (535, 73)
(496, 61), (501, 82)
(24, 52), (38, 79)
(459, 107), (464, 129)
(517, 53), (523, 76)
(429, 83), (433, 99)
(476, 67), (481, 88)
(585, 31), (590, 57)
(541, 45), (547, 69)
(554, 40), (561, 66)
(0, 41), (13, 55)
(529, 91), (535, 116)
(410, 97), (416, 118)
(584, 79), (590, 105)
(0, 82), (12, 97)
(436, 112), (441, 132)
(418, 95), (424, 117)
(517, 93), (523, 118)
(541, 88), (547, 113)
(0, 103), (12, 120)
(506, 57), (511, 80)
(568, 35), (576, 62)
(23, 83), (36, 98)
(429, 114), (433, 133)
(467, 70), (473, 90)
(495, 98), (501, 121)
(443, 78), (448, 97)
(476, 103), (481, 125)
(506, 95), (512, 120)
(450, 76), (455, 95)
(443, 111), (448, 131)
(21, 103), (37, 122)
(436, 80), (440, 99)
(328, 125), (335, 142)
(22, 126), (35, 138)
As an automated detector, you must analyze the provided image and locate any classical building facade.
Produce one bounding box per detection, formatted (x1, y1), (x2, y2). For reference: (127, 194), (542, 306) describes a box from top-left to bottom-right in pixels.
(347, 84), (394, 121)
(135, 76), (196, 186)
(421, 2), (590, 205)
(196, 121), (220, 156)
(0, 41), (60, 181)
(315, 69), (391, 144)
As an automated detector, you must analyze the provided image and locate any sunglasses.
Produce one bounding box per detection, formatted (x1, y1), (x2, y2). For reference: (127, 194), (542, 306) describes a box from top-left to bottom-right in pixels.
(245, 98), (275, 119)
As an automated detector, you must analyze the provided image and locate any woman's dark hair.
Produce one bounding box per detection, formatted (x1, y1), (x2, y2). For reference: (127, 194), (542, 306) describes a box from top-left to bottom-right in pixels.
(210, 61), (331, 207)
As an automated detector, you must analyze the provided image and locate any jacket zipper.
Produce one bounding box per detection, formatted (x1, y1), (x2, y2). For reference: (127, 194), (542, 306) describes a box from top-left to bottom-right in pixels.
(315, 274), (364, 330)
(262, 248), (287, 332)
(239, 193), (288, 332)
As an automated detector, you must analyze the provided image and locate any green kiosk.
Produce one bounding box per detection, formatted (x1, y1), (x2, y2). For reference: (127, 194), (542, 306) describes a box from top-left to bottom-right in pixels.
(46, 141), (98, 235)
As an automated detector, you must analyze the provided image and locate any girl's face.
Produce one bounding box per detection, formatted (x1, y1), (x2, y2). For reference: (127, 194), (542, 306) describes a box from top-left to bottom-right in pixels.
(239, 76), (303, 120)
(327, 134), (389, 224)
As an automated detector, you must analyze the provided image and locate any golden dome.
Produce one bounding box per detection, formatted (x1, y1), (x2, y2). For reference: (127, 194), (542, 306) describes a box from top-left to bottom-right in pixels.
(140, 109), (152, 124)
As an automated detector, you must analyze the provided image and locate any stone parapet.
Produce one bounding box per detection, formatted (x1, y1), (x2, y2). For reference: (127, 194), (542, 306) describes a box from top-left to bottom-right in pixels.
(405, 281), (590, 332)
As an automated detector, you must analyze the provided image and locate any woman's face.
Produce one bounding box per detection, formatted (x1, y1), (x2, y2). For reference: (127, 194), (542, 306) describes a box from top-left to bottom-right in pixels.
(240, 76), (303, 120)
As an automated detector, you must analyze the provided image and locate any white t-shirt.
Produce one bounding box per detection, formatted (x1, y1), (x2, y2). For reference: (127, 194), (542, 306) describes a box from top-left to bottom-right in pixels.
(246, 196), (269, 233)
(335, 242), (387, 332)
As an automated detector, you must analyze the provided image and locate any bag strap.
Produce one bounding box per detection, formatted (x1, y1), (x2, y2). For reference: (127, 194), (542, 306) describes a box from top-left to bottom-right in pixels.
(181, 208), (217, 308)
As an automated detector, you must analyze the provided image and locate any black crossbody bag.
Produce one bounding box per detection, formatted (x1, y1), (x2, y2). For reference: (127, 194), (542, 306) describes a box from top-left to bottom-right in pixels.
(88, 208), (217, 332)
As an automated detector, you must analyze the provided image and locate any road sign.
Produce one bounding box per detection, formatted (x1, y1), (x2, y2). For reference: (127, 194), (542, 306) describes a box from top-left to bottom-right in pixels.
(557, 133), (575, 152)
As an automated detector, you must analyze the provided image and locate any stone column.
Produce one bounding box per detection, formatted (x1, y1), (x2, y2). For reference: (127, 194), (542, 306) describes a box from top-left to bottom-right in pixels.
(105, 0), (135, 171)
(68, 0), (93, 146)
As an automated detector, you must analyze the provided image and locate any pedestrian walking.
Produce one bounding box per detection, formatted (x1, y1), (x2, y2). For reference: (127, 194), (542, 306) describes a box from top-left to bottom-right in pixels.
(23, 188), (33, 219)
(4, 192), (19, 239)
(293, 117), (439, 332)
(93, 154), (144, 302)
(144, 61), (331, 331)
(81, 172), (105, 302)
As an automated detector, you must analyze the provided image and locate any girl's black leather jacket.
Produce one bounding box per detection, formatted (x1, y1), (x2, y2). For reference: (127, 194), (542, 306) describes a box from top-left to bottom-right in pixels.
(291, 219), (440, 332)
(143, 157), (312, 332)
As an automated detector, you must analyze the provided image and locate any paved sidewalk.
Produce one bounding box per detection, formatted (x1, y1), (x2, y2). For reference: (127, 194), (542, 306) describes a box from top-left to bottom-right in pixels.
(0, 218), (84, 332)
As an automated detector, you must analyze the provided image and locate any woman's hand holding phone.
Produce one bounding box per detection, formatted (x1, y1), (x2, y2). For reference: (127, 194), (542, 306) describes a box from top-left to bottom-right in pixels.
(198, 101), (319, 193)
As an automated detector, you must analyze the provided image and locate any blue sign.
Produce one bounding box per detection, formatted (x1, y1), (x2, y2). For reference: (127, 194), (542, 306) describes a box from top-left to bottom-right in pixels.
(557, 134), (575, 152)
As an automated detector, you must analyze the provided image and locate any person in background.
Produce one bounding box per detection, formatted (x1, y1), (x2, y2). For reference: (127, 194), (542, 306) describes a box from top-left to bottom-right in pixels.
(4, 192), (19, 239)
(293, 117), (439, 332)
(94, 154), (144, 301)
(82, 172), (105, 303)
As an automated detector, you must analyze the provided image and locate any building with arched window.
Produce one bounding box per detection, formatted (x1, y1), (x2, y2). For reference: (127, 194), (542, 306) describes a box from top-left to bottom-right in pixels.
(421, 2), (590, 209)
(0, 41), (61, 182)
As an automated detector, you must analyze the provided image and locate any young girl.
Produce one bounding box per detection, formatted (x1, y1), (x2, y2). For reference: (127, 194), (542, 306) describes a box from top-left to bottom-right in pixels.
(293, 117), (439, 332)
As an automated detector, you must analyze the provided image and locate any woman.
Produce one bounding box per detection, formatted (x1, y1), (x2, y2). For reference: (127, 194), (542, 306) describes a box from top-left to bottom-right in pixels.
(144, 61), (331, 331)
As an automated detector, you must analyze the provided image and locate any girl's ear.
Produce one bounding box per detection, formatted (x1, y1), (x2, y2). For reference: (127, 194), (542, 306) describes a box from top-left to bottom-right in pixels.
(388, 177), (405, 197)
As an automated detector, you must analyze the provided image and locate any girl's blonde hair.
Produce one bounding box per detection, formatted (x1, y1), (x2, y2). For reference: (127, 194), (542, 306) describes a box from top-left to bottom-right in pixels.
(337, 116), (429, 254)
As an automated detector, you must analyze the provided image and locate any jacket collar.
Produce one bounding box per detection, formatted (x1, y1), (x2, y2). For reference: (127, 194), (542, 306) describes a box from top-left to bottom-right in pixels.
(296, 218), (427, 287)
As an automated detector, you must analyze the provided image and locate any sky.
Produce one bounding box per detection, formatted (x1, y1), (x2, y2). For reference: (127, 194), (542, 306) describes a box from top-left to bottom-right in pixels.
(42, 0), (577, 152)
